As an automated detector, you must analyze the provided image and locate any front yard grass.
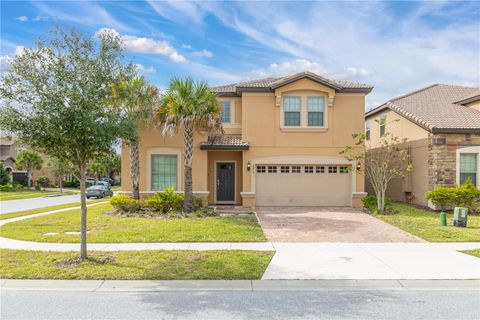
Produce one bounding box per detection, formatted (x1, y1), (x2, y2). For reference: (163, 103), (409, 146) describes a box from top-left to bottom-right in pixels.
(375, 203), (480, 242)
(0, 199), (106, 220)
(460, 249), (480, 258)
(0, 190), (76, 201)
(0, 203), (266, 242)
(0, 249), (274, 280)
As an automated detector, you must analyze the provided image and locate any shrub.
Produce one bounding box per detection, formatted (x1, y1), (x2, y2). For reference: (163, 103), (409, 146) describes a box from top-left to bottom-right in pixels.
(192, 196), (207, 210)
(455, 178), (480, 209)
(362, 194), (393, 213)
(63, 180), (79, 188)
(0, 165), (10, 185)
(143, 188), (184, 213)
(425, 187), (456, 211)
(0, 182), (24, 192)
(110, 194), (141, 213)
(36, 176), (50, 191)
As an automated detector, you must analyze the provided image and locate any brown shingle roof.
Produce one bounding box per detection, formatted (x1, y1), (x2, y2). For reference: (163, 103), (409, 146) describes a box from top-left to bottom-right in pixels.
(365, 84), (480, 133)
(213, 71), (373, 96)
(455, 89), (480, 105)
(199, 135), (249, 150)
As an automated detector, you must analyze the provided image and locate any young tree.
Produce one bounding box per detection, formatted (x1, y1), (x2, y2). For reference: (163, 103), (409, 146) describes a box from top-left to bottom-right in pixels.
(0, 28), (124, 260)
(87, 160), (107, 182)
(158, 78), (222, 212)
(48, 157), (72, 192)
(110, 75), (158, 199)
(15, 150), (43, 189)
(343, 131), (412, 213)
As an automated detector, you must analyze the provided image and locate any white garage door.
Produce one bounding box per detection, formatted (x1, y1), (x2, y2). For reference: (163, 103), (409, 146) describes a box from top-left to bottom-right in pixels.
(255, 165), (352, 206)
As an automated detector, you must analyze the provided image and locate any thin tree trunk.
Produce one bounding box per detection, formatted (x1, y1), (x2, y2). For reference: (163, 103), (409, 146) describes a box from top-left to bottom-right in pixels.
(27, 170), (32, 190)
(183, 124), (194, 212)
(129, 141), (140, 200)
(79, 164), (88, 261)
(59, 178), (63, 192)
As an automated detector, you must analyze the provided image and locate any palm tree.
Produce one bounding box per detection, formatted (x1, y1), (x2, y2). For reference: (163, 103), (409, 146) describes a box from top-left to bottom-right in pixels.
(158, 78), (222, 212)
(111, 75), (158, 200)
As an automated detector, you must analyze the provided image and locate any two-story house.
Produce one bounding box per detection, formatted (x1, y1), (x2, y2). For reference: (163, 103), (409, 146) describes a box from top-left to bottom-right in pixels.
(120, 71), (373, 207)
(365, 84), (480, 207)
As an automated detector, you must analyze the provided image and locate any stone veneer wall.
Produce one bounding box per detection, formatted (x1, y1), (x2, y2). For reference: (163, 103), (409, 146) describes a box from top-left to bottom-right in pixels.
(428, 133), (480, 190)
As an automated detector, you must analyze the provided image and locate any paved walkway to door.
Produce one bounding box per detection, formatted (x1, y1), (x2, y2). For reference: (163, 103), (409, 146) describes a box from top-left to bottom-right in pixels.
(256, 207), (424, 242)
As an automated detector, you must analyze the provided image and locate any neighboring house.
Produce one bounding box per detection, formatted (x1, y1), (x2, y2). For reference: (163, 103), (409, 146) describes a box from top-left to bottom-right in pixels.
(0, 137), (53, 184)
(365, 84), (480, 206)
(121, 71), (373, 207)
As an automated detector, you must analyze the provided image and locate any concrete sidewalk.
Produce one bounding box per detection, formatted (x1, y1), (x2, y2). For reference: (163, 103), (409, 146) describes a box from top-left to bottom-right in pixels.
(2, 279), (479, 292)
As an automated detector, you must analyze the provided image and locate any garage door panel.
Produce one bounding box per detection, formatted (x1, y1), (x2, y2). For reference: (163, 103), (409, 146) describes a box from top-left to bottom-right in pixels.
(255, 166), (352, 206)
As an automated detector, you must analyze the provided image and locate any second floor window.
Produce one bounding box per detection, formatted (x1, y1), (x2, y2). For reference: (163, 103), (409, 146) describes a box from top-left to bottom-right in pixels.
(379, 114), (386, 136)
(221, 101), (231, 123)
(307, 97), (324, 126)
(366, 119), (371, 140)
(284, 96), (301, 126)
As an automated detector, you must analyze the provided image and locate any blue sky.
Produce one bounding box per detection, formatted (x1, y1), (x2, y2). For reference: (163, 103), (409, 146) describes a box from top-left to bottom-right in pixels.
(1, 0), (479, 109)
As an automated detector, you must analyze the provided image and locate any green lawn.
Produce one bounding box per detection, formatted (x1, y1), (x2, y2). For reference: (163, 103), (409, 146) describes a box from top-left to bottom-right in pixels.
(0, 249), (274, 280)
(0, 190), (76, 201)
(0, 203), (266, 242)
(461, 249), (480, 258)
(0, 199), (107, 220)
(375, 203), (480, 242)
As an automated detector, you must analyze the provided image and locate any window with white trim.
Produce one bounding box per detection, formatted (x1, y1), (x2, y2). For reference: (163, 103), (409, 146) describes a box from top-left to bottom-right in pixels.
(268, 166), (277, 173)
(339, 166), (349, 173)
(316, 166), (325, 173)
(280, 166), (290, 173)
(328, 166), (337, 173)
(256, 165), (266, 173)
(151, 155), (177, 190)
(460, 154), (477, 186)
(379, 114), (386, 136)
(292, 166), (301, 173)
(304, 166), (314, 173)
(307, 97), (324, 126)
(366, 119), (371, 140)
(221, 101), (231, 123)
(283, 96), (301, 126)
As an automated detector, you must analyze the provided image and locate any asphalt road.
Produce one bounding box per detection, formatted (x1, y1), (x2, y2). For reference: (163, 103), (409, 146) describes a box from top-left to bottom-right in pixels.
(1, 289), (479, 320)
(0, 194), (98, 214)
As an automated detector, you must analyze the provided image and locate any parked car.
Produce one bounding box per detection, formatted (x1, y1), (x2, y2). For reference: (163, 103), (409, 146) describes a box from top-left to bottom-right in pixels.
(99, 177), (114, 185)
(86, 185), (113, 199)
(86, 178), (96, 187)
(97, 180), (111, 187)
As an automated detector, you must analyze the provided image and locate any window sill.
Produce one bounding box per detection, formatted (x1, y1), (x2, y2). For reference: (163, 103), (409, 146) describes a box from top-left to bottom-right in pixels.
(280, 127), (328, 132)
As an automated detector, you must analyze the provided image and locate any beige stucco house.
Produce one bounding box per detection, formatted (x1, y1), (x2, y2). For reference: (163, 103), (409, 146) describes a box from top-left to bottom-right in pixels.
(121, 71), (373, 207)
(365, 84), (480, 206)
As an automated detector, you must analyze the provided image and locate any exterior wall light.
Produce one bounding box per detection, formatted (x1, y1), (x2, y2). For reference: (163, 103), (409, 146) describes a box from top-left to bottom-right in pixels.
(247, 161), (251, 171)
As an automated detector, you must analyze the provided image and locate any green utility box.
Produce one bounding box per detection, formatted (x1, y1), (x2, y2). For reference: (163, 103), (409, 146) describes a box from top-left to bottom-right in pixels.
(453, 207), (468, 227)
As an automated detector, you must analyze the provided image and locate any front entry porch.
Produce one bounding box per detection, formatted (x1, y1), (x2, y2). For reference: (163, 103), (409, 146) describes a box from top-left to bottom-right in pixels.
(206, 151), (243, 205)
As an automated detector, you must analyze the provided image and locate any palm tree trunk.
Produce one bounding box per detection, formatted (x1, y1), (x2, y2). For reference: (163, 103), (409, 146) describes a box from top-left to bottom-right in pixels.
(183, 123), (194, 212)
(129, 141), (140, 200)
(79, 164), (88, 260)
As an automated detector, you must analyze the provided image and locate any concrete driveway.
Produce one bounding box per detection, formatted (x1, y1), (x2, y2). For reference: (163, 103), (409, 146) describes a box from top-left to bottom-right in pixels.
(256, 207), (423, 242)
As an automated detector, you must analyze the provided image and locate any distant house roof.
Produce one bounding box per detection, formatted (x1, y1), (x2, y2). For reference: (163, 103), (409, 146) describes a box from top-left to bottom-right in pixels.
(365, 84), (480, 133)
(200, 135), (249, 150)
(213, 71), (373, 96)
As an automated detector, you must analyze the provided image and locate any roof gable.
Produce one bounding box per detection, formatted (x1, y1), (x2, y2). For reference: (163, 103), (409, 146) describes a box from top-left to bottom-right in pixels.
(365, 84), (480, 133)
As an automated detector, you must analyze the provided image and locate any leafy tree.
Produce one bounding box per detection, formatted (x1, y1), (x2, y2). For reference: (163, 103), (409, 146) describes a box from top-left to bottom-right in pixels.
(343, 130), (412, 213)
(48, 157), (72, 192)
(0, 164), (10, 185)
(36, 176), (50, 191)
(15, 150), (43, 188)
(109, 153), (121, 180)
(158, 78), (222, 212)
(0, 27), (124, 260)
(87, 160), (107, 181)
(110, 75), (158, 199)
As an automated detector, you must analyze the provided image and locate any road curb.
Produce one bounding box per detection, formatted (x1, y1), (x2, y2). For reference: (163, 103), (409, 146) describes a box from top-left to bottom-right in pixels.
(1, 279), (479, 292)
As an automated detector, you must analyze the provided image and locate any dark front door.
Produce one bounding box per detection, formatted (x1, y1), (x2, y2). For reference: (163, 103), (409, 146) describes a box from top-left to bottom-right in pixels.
(216, 162), (235, 203)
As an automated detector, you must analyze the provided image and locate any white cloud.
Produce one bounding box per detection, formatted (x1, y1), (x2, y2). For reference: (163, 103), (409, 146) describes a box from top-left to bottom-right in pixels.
(0, 46), (27, 73)
(95, 28), (187, 63)
(133, 64), (156, 75)
(14, 16), (28, 22)
(192, 49), (213, 58)
(147, 0), (207, 24)
(32, 16), (49, 22)
(32, 1), (133, 32)
(182, 44), (192, 49)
